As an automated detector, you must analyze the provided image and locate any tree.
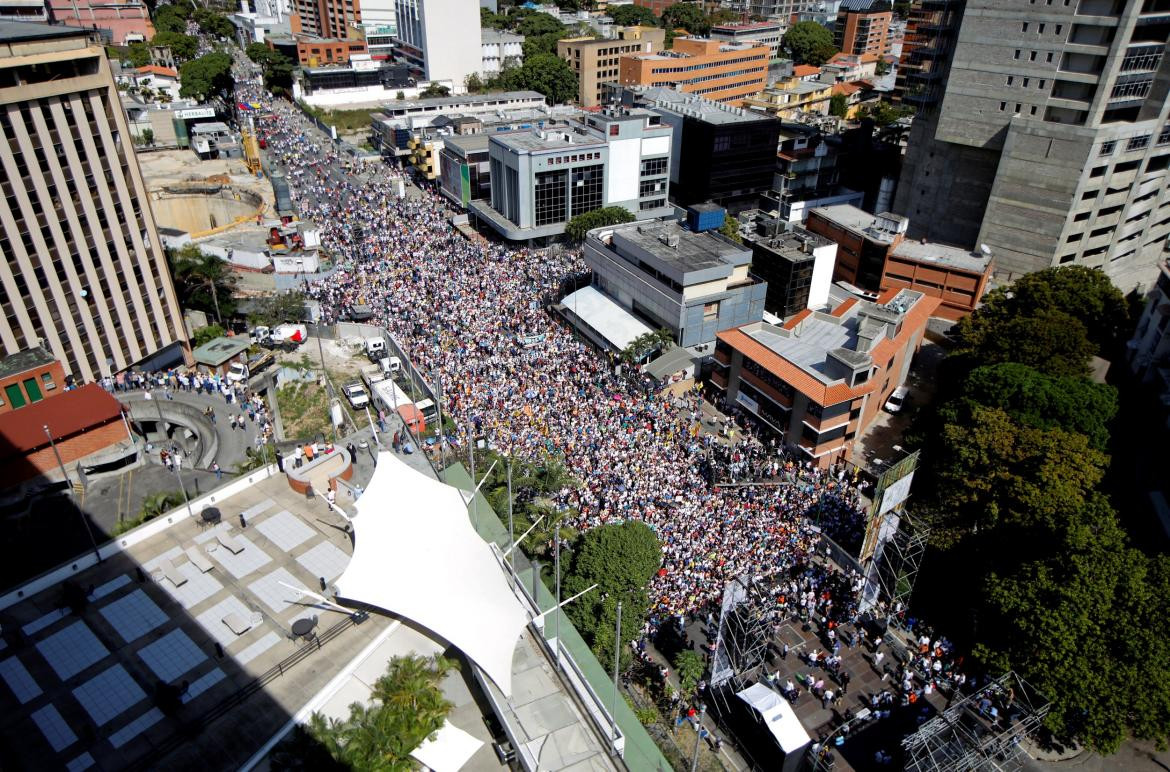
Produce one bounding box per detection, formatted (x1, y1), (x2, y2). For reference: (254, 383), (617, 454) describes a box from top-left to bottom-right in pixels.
(894, 1), (911, 17)
(169, 245), (238, 322)
(249, 290), (308, 327)
(395, 90), (405, 100)
(621, 328), (674, 364)
(675, 650), (705, 697)
(419, 83), (451, 98)
(126, 41), (152, 67)
(856, 99), (913, 126)
(179, 51), (234, 99)
(465, 72), (484, 93)
(193, 8), (234, 39)
(563, 521), (661, 667)
(480, 6), (509, 29)
(152, 2), (191, 35)
(515, 10), (565, 38)
(521, 32), (564, 59)
(151, 31), (198, 62)
(565, 205), (636, 241)
(141, 127), (155, 146)
(506, 53), (578, 104)
(718, 214), (742, 243)
(955, 363), (1118, 451)
(829, 92), (848, 117)
(956, 307), (1097, 379)
(608, 4), (658, 27)
(875, 58), (890, 76)
(783, 20), (837, 65)
(661, 3), (711, 37)
(192, 323), (225, 347)
(307, 655), (455, 769)
(247, 43), (295, 92)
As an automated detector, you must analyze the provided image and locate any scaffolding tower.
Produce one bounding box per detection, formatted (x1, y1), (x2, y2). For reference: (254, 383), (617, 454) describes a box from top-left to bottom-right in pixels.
(865, 509), (930, 620)
(709, 575), (772, 691)
(902, 672), (1050, 772)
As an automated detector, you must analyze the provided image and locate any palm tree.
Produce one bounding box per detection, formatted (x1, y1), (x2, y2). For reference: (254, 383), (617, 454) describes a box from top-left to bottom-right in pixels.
(168, 244), (237, 324)
(305, 655), (455, 770)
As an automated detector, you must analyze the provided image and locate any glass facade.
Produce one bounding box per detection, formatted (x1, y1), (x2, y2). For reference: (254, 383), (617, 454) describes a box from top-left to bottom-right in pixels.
(534, 169), (568, 226)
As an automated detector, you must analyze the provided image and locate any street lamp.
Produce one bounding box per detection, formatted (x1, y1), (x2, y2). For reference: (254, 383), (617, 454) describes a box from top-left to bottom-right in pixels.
(151, 394), (194, 519)
(43, 424), (101, 563)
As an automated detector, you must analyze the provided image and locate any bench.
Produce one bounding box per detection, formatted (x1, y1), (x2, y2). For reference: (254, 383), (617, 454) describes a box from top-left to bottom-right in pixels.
(158, 558), (188, 587)
(217, 532), (246, 555)
(185, 546), (215, 573)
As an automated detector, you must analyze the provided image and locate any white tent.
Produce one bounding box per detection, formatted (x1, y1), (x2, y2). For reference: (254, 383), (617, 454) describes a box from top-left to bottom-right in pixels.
(334, 452), (529, 696)
(736, 682), (811, 754)
(410, 722), (484, 771)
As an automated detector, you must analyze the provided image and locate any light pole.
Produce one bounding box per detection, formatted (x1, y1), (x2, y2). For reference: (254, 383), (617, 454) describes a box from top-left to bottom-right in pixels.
(467, 423), (478, 532)
(554, 526), (562, 665)
(152, 394), (194, 519)
(690, 703), (708, 772)
(44, 424), (101, 563)
(506, 458), (514, 577)
(610, 600), (622, 747)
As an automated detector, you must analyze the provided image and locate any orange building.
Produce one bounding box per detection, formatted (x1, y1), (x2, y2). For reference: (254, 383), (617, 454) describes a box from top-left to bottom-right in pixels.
(834, 0), (892, 63)
(712, 288), (939, 467)
(291, 34), (368, 66)
(0, 347), (66, 415)
(618, 37), (768, 105)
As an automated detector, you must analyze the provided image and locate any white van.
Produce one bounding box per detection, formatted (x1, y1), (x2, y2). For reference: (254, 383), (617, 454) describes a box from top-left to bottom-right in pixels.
(884, 386), (910, 414)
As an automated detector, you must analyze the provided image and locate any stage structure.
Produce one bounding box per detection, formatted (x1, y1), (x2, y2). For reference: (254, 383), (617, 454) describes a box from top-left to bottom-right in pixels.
(709, 575), (772, 691)
(902, 672), (1049, 772)
(859, 451), (928, 617)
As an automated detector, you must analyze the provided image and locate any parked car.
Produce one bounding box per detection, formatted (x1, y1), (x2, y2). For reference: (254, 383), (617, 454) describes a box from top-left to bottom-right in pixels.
(884, 386), (910, 414)
(344, 382), (370, 409)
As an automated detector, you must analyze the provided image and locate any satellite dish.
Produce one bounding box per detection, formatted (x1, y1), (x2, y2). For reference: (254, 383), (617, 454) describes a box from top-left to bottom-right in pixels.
(980, 244), (992, 256)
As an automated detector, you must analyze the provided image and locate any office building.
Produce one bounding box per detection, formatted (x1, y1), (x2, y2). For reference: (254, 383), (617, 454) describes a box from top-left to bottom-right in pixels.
(834, 0), (892, 63)
(358, 0), (396, 57)
(291, 0), (359, 39)
(470, 109), (675, 240)
(582, 219), (767, 348)
(806, 204), (994, 320)
(1, 0), (47, 22)
(481, 28), (523, 75)
(713, 287), (938, 466)
(710, 21), (787, 67)
(613, 85), (783, 211)
(747, 0), (815, 19)
(558, 26), (664, 107)
(633, 0), (678, 16)
(743, 219), (837, 318)
(0, 23), (189, 382)
(438, 133), (492, 208)
(893, 0), (1170, 292)
(394, 0), (482, 87)
(291, 32), (369, 66)
(1128, 259), (1170, 423)
(619, 37), (769, 105)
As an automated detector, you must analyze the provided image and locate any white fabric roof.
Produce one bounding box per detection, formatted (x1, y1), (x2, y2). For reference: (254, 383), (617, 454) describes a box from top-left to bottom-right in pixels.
(411, 721), (484, 771)
(563, 285), (655, 352)
(737, 683), (811, 754)
(334, 452), (529, 696)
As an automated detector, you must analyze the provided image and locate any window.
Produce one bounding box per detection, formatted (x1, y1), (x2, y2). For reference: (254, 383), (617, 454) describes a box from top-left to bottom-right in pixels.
(1038, 23), (1045, 33)
(1030, 51), (1037, 61)
(1159, 125), (1170, 146)
(1006, 76), (1014, 85)
(1022, 22), (1029, 32)
(40, 372), (54, 391)
(1056, 24), (1063, 35)
(1023, 78), (1030, 87)
(1031, 105), (1038, 115)
(1014, 49), (1021, 59)
(703, 301), (719, 321)
(1090, 165), (1107, 177)
(533, 169), (567, 227)
(609, 125), (619, 136)
(1000, 101), (1007, 111)
(1128, 135), (1151, 151)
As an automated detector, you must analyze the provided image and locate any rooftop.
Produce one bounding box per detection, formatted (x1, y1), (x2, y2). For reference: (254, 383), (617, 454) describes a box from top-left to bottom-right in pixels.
(811, 204), (906, 244)
(0, 19), (89, 43)
(374, 91), (545, 116)
(0, 383), (121, 457)
(191, 336), (252, 366)
(602, 220), (751, 283)
(481, 28), (524, 43)
(619, 85), (773, 125)
(711, 21), (783, 33)
(493, 126), (605, 152)
(747, 226), (834, 264)
(891, 238), (993, 273)
(0, 345), (56, 379)
(839, 0), (889, 11)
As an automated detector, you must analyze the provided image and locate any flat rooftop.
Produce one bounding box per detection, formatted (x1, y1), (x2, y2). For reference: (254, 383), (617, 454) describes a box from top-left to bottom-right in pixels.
(375, 91), (545, 115)
(0, 20), (89, 42)
(891, 238), (992, 273)
(622, 86), (772, 125)
(748, 227), (834, 263)
(0, 345), (56, 379)
(811, 204), (903, 244)
(494, 128), (604, 152)
(607, 220), (751, 281)
(191, 336), (251, 366)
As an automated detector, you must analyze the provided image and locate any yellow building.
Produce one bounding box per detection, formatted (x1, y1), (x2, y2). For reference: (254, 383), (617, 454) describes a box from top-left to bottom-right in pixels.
(558, 26), (665, 107)
(743, 74), (833, 120)
(407, 136), (443, 180)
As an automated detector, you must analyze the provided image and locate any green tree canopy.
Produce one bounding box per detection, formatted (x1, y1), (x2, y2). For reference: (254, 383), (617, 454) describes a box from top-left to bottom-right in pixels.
(151, 31), (198, 62)
(152, 2), (192, 35)
(718, 214), (742, 243)
(608, 4), (658, 27)
(953, 363), (1118, 451)
(192, 323), (226, 347)
(661, 3), (711, 36)
(783, 20), (837, 65)
(515, 10), (566, 38)
(179, 51), (234, 99)
(521, 32), (564, 59)
(480, 6), (509, 29)
(125, 42), (152, 67)
(249, 290), (308, 327)
(829, 92), (848, 117)
(621, 328), (674, 364)
(246, 42), (296, 92)
(507, 52), (578, 104)
(419, 83), (451, 98)
(563, 521), (662, 667)
(306, 655), (455, 769)
(565, 205), (635, 241)
(193, 8), (234, 39)
(168, 245), (238, 322)
(952, 307), (1097, 378)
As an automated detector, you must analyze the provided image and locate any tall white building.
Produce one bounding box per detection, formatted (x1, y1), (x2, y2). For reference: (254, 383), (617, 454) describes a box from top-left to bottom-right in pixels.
(360, 0), (397, 59)
(393, 0), (482, 88)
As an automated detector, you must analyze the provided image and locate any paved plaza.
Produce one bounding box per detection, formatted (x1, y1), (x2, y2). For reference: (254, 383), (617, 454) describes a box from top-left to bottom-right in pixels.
(0, 470), (391, 770)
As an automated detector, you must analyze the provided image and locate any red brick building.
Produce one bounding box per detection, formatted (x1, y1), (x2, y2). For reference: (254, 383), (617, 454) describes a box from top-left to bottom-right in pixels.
(0, 384), (130, 489)
(712, 288), (939, 467)
(0, 347), (66, 414)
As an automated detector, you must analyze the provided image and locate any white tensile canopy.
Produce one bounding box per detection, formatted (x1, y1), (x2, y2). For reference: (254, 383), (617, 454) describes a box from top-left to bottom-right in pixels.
(334, 452), (529, 696)
(410, 722), (484, 772)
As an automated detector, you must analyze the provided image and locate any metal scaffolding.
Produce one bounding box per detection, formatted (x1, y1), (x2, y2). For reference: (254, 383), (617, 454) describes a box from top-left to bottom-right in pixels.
(902, 672), (1050, 772)
(865, 508), (930, 620)
(709, 575), (773, 691)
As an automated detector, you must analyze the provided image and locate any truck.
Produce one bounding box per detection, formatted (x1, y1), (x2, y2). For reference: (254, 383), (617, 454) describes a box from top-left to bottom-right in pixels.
(226, 350), (276, 385)
(253, 323), (308, 351)
(364, 336), (387, 360)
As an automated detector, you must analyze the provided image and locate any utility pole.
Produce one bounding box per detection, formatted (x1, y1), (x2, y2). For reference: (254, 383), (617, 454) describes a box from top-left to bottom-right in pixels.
(554, 526), (561, 666)
(467, 423), (477, 532)
(44, 424), (101, 563)
(152, 394), (194, 519)
(690, 703), (707, 772)
(507, 459), (514, 577)
(610, 600), (622, 747)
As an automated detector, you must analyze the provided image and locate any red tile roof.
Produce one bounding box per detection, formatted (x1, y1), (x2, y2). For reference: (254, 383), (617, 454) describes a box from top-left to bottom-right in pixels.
(136, 65), (178, 78)
(0, 384), (124, 456)
(793, 65), (821, 78)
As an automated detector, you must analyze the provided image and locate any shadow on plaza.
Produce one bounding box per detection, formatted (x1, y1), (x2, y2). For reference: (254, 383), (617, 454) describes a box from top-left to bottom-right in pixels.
(0, 433), (322, 772)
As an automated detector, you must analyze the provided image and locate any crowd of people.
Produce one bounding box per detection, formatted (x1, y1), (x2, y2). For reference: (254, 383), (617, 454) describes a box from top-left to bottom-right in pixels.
(236, 77), (873, 624)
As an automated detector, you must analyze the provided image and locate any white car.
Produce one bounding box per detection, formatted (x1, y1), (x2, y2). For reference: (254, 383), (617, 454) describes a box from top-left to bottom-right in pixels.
(344, 383), (370, 409)
(884, 386), (910, 414)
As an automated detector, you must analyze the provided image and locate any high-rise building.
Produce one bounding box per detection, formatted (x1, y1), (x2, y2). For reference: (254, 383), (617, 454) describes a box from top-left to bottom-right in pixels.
(834, 0), (893, 63)
(558, 25), (664, 107)
(292, 0), (360, 39)
(619, 37), (770, 105)
(0, 22), (189, 382)
(393, 0), (482, 87)
(893, 0), (1170, 292)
